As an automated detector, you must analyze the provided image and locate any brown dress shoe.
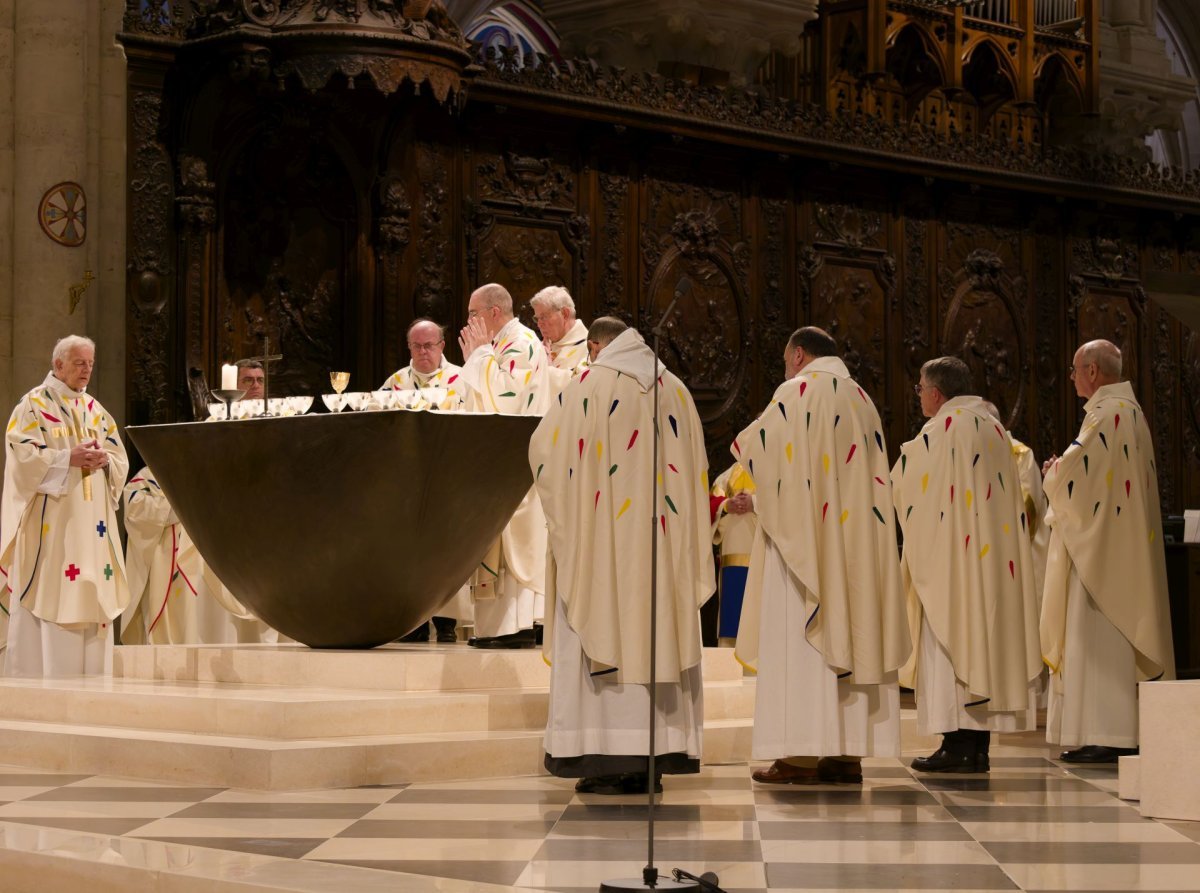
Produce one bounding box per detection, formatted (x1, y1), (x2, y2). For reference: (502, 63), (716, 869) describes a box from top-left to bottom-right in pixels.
(816, 757), (863, 784)
(751, 760), (822, 785)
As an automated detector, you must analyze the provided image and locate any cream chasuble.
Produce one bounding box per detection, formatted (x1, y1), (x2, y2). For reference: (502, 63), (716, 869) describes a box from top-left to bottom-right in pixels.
(546, 319), (590, 394)
(121, 467), (275, 645)
(711, 464), (757, 563)
(1041, 382), (1174, 686)
(892, 396), (1042, 720)
(461, 317), (551, 637)
(531, 327), (711, 768)
(531, 327), (712, 684)
(732, 358), (909, 759)
(380, 357), (466, 410)
(733, 358), (910, 680)
(1, 373), (129, 676)
(1012, 438), (1050, 604)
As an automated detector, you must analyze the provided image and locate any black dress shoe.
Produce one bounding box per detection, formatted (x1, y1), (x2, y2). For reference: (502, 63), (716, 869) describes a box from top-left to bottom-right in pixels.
(398, 624), (430, 643)
(1060, 745), (1138, 764)
(469, 628), (537, 649)
(912, 747), (979, 773)
(432, 617), (458, 643)
(575, 773), (662, 795)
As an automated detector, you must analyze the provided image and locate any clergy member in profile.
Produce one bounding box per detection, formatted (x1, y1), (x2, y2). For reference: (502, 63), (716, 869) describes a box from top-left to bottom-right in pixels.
(459, 283), (551, 648)
(892, 356), (1041, 773)
(531, 316), (714, 795)
(1041, 339), (1175, 763)
(530, 285), (589, 393)
(381, 318), (465, 412)
(1, 335), (129, 677)
(734, 327), (909, 785)
(122, 466), (285, 645)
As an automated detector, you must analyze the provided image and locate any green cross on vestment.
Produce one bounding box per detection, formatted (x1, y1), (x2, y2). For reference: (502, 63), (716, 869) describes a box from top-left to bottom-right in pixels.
(104, 564), (113, 581)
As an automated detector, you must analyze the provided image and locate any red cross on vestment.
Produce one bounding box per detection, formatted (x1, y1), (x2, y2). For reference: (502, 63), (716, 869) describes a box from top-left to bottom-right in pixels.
(64, 564), (81, 581)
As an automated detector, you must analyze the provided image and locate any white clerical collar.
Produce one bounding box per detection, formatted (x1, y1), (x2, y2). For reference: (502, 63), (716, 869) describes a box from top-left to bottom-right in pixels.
(1084, 381), (1135, 413)
(554, 319), (588, 349)
(43, 370), (86, 399)
(802, 356), (850, 378)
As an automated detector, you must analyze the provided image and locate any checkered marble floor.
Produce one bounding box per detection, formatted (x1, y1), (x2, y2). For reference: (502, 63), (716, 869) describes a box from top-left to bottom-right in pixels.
(1, 732), (1199, 892)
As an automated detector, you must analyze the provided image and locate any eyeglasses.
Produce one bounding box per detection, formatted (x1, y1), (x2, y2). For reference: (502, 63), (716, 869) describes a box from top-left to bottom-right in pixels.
(408, 341), (444, 352)
(913, 383), (931, 395)
(70, 359), (95, 370)
(1068, 362), (1093, 380)
(533, 311), (558, 323)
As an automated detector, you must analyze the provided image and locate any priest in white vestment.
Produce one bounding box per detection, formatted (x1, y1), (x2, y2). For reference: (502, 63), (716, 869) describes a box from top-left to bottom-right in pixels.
(381, 318), (466, 413)
(1041, 340), (1174, 763)
(459, 283), (551, 648)
(734, 327), (910, 784)
(122, 467), (281, 645)
(531, 316), (713, 794)
(1, 336), (129, 677)
(530, 285), (589, 394)
(710, 462), (756, 644)
(893, 356), (1042, 773)
(382, 318), (469, 640)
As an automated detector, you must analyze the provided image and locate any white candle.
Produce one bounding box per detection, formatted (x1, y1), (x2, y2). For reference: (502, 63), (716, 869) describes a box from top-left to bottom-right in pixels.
(221, 363), (238, 390)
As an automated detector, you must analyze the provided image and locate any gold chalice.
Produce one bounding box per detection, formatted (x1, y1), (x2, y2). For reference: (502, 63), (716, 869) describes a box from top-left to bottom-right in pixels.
(330, 371), (350, 394)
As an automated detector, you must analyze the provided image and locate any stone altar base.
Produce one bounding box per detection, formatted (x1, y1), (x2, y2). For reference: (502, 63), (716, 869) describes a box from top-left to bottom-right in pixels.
(0, 644), (755, 791)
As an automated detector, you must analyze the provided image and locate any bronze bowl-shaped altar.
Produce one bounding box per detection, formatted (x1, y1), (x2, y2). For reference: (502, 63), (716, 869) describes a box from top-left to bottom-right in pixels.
(127, 410), (538, 648)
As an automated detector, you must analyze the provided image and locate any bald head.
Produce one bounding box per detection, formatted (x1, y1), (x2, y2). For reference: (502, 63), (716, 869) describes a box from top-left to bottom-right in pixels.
(467, 283), (514, 339)
(406, 318), (446, 374)
(1071, 339), (1122, 400)
(587, 316), (628, 361)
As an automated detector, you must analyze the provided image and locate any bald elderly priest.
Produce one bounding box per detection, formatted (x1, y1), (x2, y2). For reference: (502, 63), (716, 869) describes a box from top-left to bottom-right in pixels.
(459, 283), (552, 648)
(1, 335), (128, 677)
(531, 317), (714, 795)
(735, 327), (910, 785)
(1041, 339), (1174, 763)
(893, 356), (1042, 773)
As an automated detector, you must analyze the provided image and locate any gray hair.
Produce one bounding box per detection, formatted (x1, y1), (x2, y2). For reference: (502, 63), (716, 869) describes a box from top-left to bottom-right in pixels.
(52, 335), (95, 366)
(981, 400), (1001, 419)
(1078, 339), (1122, 379)
(472, 283), (513, 315)
(530, 285), (575, 316)
(921, 356), (972, 399)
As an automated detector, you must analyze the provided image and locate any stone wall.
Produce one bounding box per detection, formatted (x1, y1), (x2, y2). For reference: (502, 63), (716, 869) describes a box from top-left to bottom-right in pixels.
(0, 0), (126, 446)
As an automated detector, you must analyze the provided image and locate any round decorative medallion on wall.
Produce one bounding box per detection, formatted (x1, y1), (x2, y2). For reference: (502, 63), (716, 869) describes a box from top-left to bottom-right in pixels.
(38, 181), (87, 247)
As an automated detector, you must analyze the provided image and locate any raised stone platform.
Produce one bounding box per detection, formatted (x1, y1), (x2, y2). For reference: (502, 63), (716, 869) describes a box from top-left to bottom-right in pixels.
(0, 644), (755, 791)
(1123, 679), (1200, 821)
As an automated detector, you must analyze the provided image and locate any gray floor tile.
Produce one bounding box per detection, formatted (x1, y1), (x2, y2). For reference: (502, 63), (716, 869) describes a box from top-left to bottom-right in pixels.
(338, 818), (558, 839)
(758, 820), (971, 841)
(981, 840), (1200, 863)
(0, 816), (155, 835)
(985, 758), (1056, 768)
(558, 804), (758, 822)
(317, 859), (527, 885)
(0, 774), (93, 787)
(945, 804), (1152, 823)
(534, 838), (764, 862)
(919, 777), (1105, 792)
(143, 836), (323, 859)
(388, 788), (574, 804)
(765, 861), (1018, 889)
(1160, 822), (1200, 843)
(754, 789), (940, 806)
(28, 786), (225, 802)
(169, 802), (377, 819)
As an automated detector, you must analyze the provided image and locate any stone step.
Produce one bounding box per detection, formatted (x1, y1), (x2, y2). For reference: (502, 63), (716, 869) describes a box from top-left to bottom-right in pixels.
(0, 712), (757, 791)
(0, 676), (754, 739)
(114, 643), (746, 691)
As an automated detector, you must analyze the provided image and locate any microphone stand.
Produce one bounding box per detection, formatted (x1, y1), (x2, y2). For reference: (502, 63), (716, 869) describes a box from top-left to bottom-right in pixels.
(601, 279), (715, 893)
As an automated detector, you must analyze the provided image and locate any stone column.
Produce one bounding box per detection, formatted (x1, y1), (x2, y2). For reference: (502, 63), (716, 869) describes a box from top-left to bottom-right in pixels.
(0, 0), (126, 442)
(1090, 0), (1196, 159)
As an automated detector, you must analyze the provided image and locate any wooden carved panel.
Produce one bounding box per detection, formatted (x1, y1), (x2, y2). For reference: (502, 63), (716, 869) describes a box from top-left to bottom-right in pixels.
(807, 259), (892, 405)
(218, 130), (356, 396)
(940, 223), (1028, 430)
(474, 219), (576, 306)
